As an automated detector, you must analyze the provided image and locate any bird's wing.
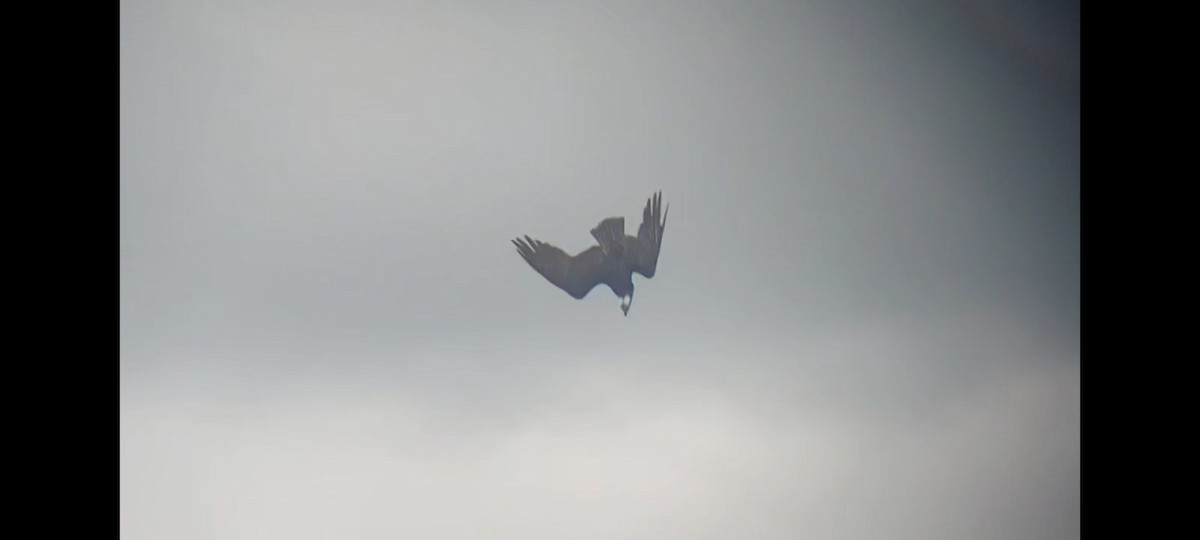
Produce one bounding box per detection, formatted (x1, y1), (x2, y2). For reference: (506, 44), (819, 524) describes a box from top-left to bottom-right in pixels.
(512, 236), (608, 299)
(632, 191), (668, 278)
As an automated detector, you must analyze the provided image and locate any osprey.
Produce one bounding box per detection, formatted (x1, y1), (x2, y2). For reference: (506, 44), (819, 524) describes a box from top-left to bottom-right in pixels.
(512, 191), (668, 316)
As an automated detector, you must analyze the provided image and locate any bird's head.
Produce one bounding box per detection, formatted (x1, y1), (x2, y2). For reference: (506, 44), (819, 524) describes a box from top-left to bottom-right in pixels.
(620, 295), (631, 316)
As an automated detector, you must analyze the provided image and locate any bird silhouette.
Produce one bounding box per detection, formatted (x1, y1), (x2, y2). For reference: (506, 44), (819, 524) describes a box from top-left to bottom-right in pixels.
(513, 191), (668, 316)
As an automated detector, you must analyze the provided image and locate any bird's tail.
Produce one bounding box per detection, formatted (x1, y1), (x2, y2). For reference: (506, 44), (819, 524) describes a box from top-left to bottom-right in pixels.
(590, 217), (625, 258)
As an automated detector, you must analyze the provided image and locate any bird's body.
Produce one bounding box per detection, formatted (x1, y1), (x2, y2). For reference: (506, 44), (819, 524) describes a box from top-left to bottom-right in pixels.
(513, 192), (668, 316)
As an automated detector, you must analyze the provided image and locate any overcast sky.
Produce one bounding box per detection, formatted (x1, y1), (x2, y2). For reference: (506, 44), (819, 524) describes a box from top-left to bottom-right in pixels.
(120, 0), (1079, 538)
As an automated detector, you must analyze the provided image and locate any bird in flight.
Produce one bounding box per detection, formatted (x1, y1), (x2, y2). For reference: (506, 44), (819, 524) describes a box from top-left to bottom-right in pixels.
(513, 191), (668, 316)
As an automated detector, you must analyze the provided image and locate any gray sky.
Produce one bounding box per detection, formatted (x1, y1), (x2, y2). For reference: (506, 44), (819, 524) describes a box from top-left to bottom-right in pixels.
(120, 0), (1079, 538)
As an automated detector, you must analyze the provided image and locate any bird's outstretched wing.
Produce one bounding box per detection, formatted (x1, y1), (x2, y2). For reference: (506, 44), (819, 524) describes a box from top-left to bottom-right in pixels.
(632, 191), (668, 278)
(512, 235), (608, 299)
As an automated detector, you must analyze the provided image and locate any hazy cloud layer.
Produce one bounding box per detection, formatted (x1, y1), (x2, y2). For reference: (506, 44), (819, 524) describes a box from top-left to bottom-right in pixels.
(121, 0), (1079, 538)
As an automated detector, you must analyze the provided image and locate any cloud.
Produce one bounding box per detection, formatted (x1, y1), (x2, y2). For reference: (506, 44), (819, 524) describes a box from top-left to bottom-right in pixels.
(121, 311), (1077, 539)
